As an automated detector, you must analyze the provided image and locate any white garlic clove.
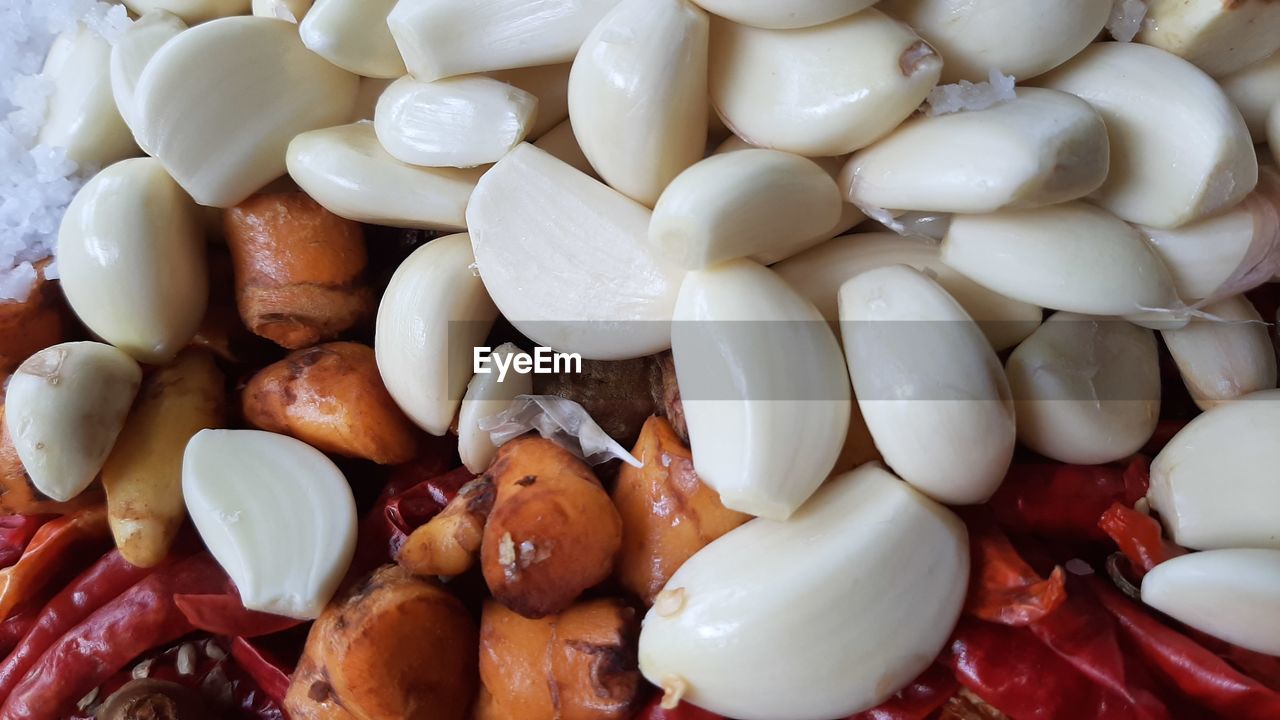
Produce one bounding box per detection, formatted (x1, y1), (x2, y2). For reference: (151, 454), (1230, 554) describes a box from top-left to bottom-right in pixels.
(689, 0), (876, 29)
(375, 233), (498, 437)
(568, 0), (709, 206)
(709, 10), (941, 157)
(134, 16), (359, 208)
(1035, 42), (1257, 229)
(298, 0), (405, 78)
(110, 10), (187, 152)
(489, 63), (571, 140)
(1139, 205), (1258, 302)
(673, 259), (850, 519)
(650, 149), (843, 270)
(775, 233), (1041, 351)
(58, 158), (208, 365)
(39, 26), (140, 169)
(123, 0), (251, 23)
(182, 429), (357, 620)
(1161, 296), (1277, 411)
(387, 0), (621, 82)
(251, 0), (311, 21)
(286, 122), (483, 231)
(1220, 53), (1280, 142)
(639, 462), (968, 720)
(839, 266), (1015, 505)
(466, 143), (683, 360)
(374, 75), (537, 169)
(1142, 549), (1280, 656)
(1148, 389), (1280, 550)
(840, 88), (1109, 214)
(458, 343), (533, 473)
(4, 342), (143, 503)
(1005, 312), (1160, 465)
(878, 0), (1112, 83)
(1136, 0), (1280, 78)
(532, 119), (595, 177)
(350, 77), (394, 122)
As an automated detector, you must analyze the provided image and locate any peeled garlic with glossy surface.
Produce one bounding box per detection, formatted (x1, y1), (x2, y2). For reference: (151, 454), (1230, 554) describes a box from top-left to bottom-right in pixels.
(690, 0), (876, 29)
(1136, 0), (1280, 78)
(39, 26), (139, 169)
(298, 0), (405, 78)
(123, 0), (250, 23)
(489, 63), (572, 139)
(1161, 296), (1277, 411)
(110, 10), (187, 150)
(1220, 53), (1280, 142)
(458, 344), (533, 473)
(1142, 549), (1280, 655)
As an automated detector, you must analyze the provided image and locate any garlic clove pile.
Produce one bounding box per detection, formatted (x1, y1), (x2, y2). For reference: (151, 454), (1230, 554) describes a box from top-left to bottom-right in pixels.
(298, 0), (405, 79)
(1161, 295), (1277, 411)
(457, 343), (533, 474)
(109, 10), (187, 152)
(1141, 549), (1280, 656)
(39, 25), (140, 169)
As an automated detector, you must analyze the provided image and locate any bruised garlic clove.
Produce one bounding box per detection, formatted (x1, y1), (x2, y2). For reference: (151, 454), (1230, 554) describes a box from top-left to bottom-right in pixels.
(650, 149), (842, 270)
(4, 342), (142, 503)
(639, 463), (968, 720)
(39, 26), (139, 169)
(489, 63), (572, 139)
(568, 0), (708, 206)
(673, 260), (850, 519)
(840, 88), (1109, 213)
(298, 0), (405, 78)
(1148, 390), (1280, 550)
(134, 16), (358, 208)
(1161, 296), (1277, 410)
(123, 0), (250, 23)
(57, 158), (208, 364)
(466, 143), (683, 360)
(1005, 312), (1160, 465)
(286, 123), (482, 231)
(251, 0), (311, 21)
(1035, 42), (1257, 229)
(690, 0), (876, 29)
(709, 10), (941, 157)
(376, 233), (499, 436)
(110, 10), (187, 151)
(533, 119), (595, 176)
(1136, 0), (1280, 78)
(458, 343), (533, 473)
(1141, 549), (1280, 656)
(1220, 53), (1280, 141)
(840, 266), (1015, 504)
(388, 0), (621, 82)
(374, 75), (537, 168)
(183, 429), (357, 619)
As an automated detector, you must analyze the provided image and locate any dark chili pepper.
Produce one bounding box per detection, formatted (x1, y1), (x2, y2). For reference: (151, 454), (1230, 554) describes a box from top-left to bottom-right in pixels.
(633, 694), (726, 720)
(229, 636), (292, 707)
(0, 605), (36, 658)
(988, 457), (1149, 541)
(1184, 628), (1280, 692)
(964, 518), (1067, 626)
(0, 514), (54, 568)
(173, 592), (301, 638)
(0, 505), (110, 620)
(1097, 503), (1187, 578)
(350, 462), (471, 578)
(847, 663), (958, 720)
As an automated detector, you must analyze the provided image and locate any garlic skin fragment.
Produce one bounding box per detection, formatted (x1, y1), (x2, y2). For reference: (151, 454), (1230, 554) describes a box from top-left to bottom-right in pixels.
(458, 344), (533, 473)
(709, 10), (942, 157)
(110, 10), (187, 152)
(1220, 53), (1280, 142)
(38, 26), (140, 169)
(1136, 0), (1280, 78)
(638, 462), (968, 720)
(840, 88), (1109, 214)
(650, 149), (842, 270)
(4, 342), (142, 503)
(568, 0), (709, 206)
(690, 0), (876, 29)
(840, 266), (1015, 505)
(299, 0), (405, 78)
(57, 158), (208, 365)
(286, 123), (482, 231)
(123, 0), (250, 23)
(134, 16), (359, 208)
(387, 0), (622, 82)
(1142, 549), (1280, 656)
(374, 75), (537, 169)
(1161, 296), (1277, 411)
(489, 63), (572, 139)
(1005, 312), (1160, 465)
(466, 143), (683, 360)
(1035, 42), (1257, 229)
(375, 233), (498, 437)
(1139, 206), (1257, 302)
(1148, 390), (1280, 550)
(182, 429), (357, 620)
(673, 260), (850, 520)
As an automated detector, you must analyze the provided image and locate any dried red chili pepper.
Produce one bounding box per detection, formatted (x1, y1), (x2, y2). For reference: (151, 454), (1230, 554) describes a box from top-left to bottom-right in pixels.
(0, 515), (54, 568)
(633, 693), (726, 720)
(0, 605), (36, 657)
(1097, 503), (1187, 577)
(230, 636), (293, 707)
(174, 591), (302, 638)
(0, 505), (110, 620)
(988, 457), (1149, 541)
(848, 663), (959, 720)
(351, 461), (471, 578)
(1185, 628), (1280, 692)
(964, 519), (1067, 626)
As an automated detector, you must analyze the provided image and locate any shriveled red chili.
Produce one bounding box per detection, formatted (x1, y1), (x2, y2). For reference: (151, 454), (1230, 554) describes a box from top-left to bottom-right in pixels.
(964, 518), (1067, 626)
(848, 663), (958, 720)
(0, 515), (53, 569)
(0, 506), (110, 620)
(230, 636), (293, 707)
(174, 591), (301, 638)
(633, 694), (726, 720)
(988, 457), (1148, 541)
(1097, 503), (1187, 577)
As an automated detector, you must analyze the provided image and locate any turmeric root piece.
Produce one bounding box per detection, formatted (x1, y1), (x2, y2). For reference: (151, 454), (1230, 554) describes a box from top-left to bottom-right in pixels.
(284, 565), (477, 720)
(242, 342), (419, 464)
(612, 416), (749, 605)
(398, 477), (494, 577)
(480, 437), (622, 618)
(224, 192), (374, 349)
(0, 262), (65, 373)
(477, 598), (641, 720)
(0, 406), (101, 515)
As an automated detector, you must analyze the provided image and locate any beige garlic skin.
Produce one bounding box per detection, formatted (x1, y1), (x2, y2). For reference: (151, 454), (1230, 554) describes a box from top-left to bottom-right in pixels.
(1137, 0), (1280, 78)
(110, 10), (187, 152)
(489, 63), (572, 139)
(4, 342), (143, 503)
(690, 0), (877, 29)
(709, 9), (942, 157)
(1220, 53), (1280, 142)
(38, 26), (140, 169)
(1139, 205), (1258, 302)
(1161, 296), (1277, 411)
(1142, 549), (1280, 657)
(123, 0), (250, 23)
(299, 0), (405, 78)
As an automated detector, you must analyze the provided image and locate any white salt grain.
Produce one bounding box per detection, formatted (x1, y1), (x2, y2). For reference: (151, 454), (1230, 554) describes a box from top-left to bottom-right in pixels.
(925, 69), (1017, 117)
(1107, 0), (1148, 43)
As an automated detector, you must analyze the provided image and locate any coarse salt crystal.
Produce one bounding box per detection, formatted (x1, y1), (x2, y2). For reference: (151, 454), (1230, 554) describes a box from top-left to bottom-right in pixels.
(925, 69), (1017, 117)
(1107, 0), (1148, 43)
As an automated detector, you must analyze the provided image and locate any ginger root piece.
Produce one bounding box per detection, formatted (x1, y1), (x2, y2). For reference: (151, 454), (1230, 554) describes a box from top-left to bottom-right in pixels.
(398, 477), (494, 577)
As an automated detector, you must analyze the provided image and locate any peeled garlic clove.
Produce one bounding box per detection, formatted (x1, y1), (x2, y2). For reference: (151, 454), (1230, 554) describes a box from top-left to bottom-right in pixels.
(58, 158), (208, 364)
(350, 77), (394, 122)
(840, 88), (1109, 213)
(639, 462), (968, 720)
(1220, 53), (1280, 141)
(110, 10), (187, 151)
(376, 233), (498, 436)
(489, 63), (571, 140)
(673, 259), (849, 519)
(287, 123), (482, 231)
(4, 342), (142, 503)
(1006, 312), (1160, 465)
(1136, 0), (1280, 77)
(183, 429), (357, 619)
(878, 0), (1111, 83)
(388, 0), (621, 82)
(1035, 42), (1257, 229)
(374, 75), (537, 169)
(840, 266), (1015, 504)
(533, 119), (595, 177)
(466, 143), (683, 360)
(123, 0), (251, 23)
(458, 344), (533, 473)
(134, 16), (359, 208)
(1161, 296), (1277, 410)
(1141, 549), (1280, 655)
(709, 10), (942, 157)
(650, 149), (842, 270)
(252, 0), (311, 21)
(1148, 390), (1280, 549)
(568, 0), (708, 206)
(298, 0), (404, 78)
(690, 0), (876, 29)
(1139, 205), (1258, 302)
(39, 26), (140, 169)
